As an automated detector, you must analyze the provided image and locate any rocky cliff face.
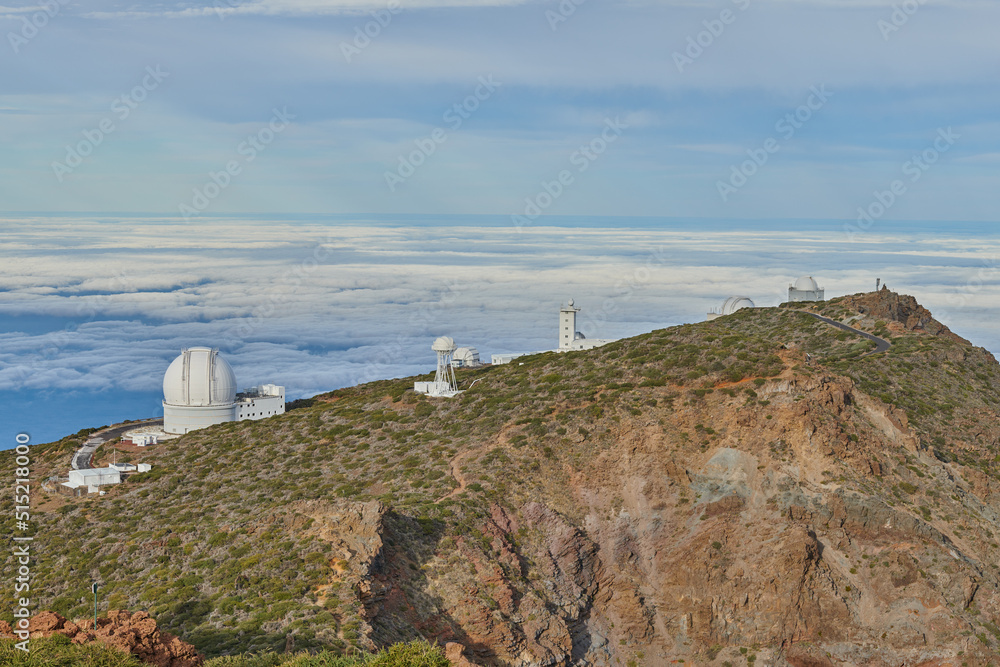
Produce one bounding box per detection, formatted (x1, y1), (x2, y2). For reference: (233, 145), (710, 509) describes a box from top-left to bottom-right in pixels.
(819, 289), (968, 343)
(357, 370), (1000, 666)
(7, 291), (1000, 666)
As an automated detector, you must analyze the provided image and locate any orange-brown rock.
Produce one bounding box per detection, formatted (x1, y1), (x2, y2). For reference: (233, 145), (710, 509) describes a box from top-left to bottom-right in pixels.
(3, 610), (202, 667)
(445, 641), (478, 666)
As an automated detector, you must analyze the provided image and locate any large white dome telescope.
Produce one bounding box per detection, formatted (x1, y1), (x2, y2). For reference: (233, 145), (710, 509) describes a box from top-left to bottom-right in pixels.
(163, 347), (237, 407)
(162, 347), (285, 435)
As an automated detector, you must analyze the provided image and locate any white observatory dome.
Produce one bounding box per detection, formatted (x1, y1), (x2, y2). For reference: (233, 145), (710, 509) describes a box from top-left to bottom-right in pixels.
(431, 336), (456, 353)
(163, 347), (237, 407)
(452, 346), (481, 368)
(720, 296), (755, 316)
(793, 276), (819, 291)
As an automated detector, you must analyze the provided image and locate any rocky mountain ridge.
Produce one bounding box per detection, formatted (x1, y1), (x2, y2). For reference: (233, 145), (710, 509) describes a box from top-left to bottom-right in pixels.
(4, 290), (1000, 666)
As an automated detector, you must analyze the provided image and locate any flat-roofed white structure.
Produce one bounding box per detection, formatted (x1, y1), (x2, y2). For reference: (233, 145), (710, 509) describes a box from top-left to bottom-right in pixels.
(66, 467), (121, 490)
(235, 384), (286, 420)
(491, 352), (531, 365)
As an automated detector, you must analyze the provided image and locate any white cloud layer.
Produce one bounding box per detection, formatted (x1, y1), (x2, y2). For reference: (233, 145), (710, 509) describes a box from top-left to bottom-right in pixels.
(1, 216), (998, 406)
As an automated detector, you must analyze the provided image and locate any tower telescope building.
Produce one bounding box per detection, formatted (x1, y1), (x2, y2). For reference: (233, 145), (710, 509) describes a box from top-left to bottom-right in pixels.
(491, 299), (616, 365)
(414, 337), (462, 397)
(162, 347), (285, 435)
(558, 299), (615, 351)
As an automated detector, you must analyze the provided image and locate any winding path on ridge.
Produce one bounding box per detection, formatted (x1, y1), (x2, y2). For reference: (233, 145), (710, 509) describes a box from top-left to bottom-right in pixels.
(804, 312), (891, 356)
(436, 448), (477, 503)
(71, 419), (163, 470)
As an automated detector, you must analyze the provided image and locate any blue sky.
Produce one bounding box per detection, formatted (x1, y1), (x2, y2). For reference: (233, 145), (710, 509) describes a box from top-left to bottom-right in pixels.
(1, 0), (999, 221)
(3, 1), (1000, 446)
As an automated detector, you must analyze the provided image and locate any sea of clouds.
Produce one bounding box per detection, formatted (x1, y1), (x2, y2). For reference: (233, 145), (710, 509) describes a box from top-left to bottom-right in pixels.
(2, 214), (998, 445)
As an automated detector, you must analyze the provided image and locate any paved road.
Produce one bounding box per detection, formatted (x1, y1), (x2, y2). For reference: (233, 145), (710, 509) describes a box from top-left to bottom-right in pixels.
(70, 419), (163, 470)
(805, 313), (891, 356)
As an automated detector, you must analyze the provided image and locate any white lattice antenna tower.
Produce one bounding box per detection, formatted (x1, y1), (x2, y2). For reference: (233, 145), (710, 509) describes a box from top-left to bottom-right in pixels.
(432, 336), (459, 393)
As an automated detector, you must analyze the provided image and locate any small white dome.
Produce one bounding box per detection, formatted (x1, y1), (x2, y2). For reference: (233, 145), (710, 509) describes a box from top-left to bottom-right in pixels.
(163, 347), (237, 407)
(432, 336), (456, 353)
(793, 276), (819, 291)
(721, 296), (755, 315)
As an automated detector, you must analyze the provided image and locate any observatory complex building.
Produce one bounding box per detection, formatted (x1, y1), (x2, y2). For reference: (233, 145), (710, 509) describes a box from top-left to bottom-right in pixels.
(491, 300), (617, 365)
(559, 299), (615, 351)
(706, 296), (756, 321)
(787, 276), (825, 302)
(414, 337), (462, 397)
(162, 347), (285, 435)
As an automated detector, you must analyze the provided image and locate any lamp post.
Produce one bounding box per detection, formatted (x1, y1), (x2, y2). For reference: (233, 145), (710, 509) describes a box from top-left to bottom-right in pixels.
(92, 582), (99, 630)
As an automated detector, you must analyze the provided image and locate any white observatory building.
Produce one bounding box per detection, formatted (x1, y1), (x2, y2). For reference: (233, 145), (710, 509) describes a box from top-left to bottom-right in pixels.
(414, 337), (462, 397)
(451, 347), (481, 368)
(559, 299), (615, 351)
(787, 276), (825, 302)
(162, 347), (285, 435)
(706, 296), (756, 321)
(491, 300), (616, 365)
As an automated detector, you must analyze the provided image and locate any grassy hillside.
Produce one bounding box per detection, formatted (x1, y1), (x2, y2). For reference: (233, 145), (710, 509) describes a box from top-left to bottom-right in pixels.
(5, 291), (1000, 665)
(0, 636), (447, 666)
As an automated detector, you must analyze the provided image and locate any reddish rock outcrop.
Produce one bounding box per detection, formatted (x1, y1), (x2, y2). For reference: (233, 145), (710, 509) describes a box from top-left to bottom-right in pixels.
(445, 641), (478, 666)
(0, 610), (202, 667)
(837, 290), (968, 342)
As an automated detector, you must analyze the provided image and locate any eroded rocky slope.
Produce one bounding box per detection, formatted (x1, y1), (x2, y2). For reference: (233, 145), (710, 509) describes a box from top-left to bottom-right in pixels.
(5, 291), (1000, 666)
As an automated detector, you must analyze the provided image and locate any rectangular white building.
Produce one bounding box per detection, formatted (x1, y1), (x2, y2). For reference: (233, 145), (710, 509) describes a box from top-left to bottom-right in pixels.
(235, 384), (286, 421)
(66, 467), (121, 490)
